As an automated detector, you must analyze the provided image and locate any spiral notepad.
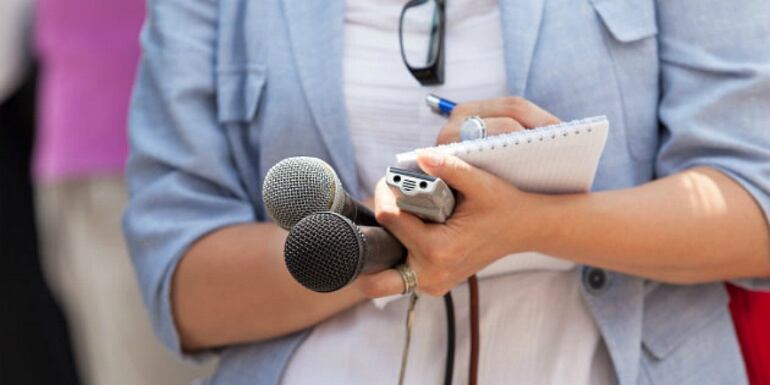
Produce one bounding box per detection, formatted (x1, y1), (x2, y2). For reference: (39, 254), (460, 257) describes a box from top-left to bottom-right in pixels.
(396, 116), (609, 194)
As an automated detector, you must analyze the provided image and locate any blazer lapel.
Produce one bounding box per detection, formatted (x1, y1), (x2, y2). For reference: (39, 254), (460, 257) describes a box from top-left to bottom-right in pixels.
(279, 0), (547, 192)
(582, 274), (644, 385)
(280, 0), (361, 197)
(499, 0), (546, 96)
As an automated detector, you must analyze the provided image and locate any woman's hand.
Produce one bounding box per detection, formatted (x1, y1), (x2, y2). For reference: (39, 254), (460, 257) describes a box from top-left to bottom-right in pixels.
(354, 96), (561, 298)
(436, 96), (561, 145)
(357, 151), (548, 298)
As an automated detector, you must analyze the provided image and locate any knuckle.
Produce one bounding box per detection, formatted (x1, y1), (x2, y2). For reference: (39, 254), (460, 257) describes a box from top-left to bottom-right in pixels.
(443, 157), (460, 172)
(426, 245), (456, 264)
(374, 210), (393, 224)
(419, 270), (449, 294)
(424, 249), (443, 264)
(505, 95), (526, 106)
(448, 158), (471, 177)
(374, 205), (400, 225)
(414, 266), (455, 297)
(546, 115), (561, 125)
(421, 282), (447, 297)
(444, 244), (463, 259)
(450, 104), (468, 118)
(424, 288), (443, 297)
(504, 96), (529, 112)
(434, 270), (452, 286)
(436, 129), (455, 145)
(357, 277), (384, 298)
(505, 118), (524, 131)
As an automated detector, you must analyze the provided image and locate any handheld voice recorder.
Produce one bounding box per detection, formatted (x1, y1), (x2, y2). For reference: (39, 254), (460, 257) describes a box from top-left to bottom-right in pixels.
(385, 167), (456, 223)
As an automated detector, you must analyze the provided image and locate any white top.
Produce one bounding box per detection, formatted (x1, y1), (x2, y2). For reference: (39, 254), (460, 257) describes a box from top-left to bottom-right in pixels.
(282, 1), (613, 384)
(0, 0), (32, 102)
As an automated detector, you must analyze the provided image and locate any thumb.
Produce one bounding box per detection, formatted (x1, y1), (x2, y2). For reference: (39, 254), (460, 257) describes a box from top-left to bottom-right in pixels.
(415, 150), (487, 195)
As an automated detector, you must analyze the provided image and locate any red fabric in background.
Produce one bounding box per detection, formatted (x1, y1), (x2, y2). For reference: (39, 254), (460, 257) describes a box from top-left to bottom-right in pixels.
(728, 283), (770, 385)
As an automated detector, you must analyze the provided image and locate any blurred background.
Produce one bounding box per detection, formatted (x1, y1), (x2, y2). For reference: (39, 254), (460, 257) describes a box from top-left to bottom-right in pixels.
(0, 0), (214, 384)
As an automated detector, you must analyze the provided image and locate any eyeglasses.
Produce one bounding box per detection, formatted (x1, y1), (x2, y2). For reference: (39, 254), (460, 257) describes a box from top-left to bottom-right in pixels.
(398, 0), (446, 86)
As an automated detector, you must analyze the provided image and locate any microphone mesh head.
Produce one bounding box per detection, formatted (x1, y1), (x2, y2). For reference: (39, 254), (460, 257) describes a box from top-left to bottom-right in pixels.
(284, 212), (366, 292)
(263, 157), (340, 230)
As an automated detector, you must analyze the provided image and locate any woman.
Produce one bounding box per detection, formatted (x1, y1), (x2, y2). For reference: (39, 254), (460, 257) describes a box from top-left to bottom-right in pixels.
(124, 0), (770, 384)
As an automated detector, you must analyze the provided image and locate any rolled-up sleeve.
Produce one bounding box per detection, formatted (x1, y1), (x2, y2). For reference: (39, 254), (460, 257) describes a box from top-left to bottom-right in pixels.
(654, 1), (770, 290)
(123, 0), (255, 359)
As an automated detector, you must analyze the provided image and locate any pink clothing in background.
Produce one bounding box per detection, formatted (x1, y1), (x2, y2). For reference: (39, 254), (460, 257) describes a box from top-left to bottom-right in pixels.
(34, 0), (145, 181)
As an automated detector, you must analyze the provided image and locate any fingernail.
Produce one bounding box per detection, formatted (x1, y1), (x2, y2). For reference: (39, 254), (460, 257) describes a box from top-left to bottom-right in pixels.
(417, 150), (445, 168)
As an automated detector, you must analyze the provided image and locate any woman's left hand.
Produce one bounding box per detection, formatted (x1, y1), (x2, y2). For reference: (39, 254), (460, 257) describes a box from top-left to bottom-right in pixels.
(357, 151), (548, 298)
(354, 96), (562, 298)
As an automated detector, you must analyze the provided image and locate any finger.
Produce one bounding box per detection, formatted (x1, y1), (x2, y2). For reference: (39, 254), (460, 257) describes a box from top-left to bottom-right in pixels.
(356, 268), (406, 298)
(415, 151), (490, 195)
(374, 179), (426, 247)
(436, 117), (526, 146)
(435, 120), (462, 145)
(452, 96), (560, 128)
(374, 177), (397, 208)
(483, 117), (526, 136)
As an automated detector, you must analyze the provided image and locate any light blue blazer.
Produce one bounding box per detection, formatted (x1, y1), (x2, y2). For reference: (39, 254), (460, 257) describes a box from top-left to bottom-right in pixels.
(124, 0), (770, 384)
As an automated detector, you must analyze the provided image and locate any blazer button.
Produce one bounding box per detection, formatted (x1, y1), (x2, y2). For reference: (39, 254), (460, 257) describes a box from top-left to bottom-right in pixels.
(584, 267), (609, 292)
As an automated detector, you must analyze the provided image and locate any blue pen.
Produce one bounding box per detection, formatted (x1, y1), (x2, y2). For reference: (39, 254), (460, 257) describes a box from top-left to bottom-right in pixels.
(425, 94), (457, 116)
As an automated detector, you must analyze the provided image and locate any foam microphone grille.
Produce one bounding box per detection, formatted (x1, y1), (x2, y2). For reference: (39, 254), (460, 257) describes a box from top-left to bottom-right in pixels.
(263, 157), (336, 230)
(284, 212), (366, 292)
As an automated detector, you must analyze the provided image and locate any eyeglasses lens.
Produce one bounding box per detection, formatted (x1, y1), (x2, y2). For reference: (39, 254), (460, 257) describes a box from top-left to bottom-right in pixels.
(401, 0), (442, 69)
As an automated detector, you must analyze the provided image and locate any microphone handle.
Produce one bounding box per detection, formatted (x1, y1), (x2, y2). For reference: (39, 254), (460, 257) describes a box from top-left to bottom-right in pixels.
(340, 194), (379, 227)
(358, 226), (407, 275)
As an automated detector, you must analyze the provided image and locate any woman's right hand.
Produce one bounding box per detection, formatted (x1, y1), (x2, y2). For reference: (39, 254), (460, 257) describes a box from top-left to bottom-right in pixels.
(435, 96), (560, 145)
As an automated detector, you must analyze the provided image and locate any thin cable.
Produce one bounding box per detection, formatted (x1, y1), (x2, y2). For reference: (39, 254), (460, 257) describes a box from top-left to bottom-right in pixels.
(396, 292), (456, 385)
(468, 275), (480, 385)
(398, 293), (419, 385)
(443, 292), (456, 385)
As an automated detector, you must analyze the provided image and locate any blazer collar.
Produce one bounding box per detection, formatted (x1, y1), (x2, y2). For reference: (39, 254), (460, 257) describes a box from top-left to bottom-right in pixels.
(280, 0), (546, 195)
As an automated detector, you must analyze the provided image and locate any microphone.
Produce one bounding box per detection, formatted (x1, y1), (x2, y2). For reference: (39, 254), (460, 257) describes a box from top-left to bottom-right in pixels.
(262, 157), (377, 230)
(284, 211), (406, 292)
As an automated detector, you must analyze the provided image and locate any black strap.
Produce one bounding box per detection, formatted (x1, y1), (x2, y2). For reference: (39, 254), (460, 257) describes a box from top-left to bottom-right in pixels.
(442, 292), (456, 385)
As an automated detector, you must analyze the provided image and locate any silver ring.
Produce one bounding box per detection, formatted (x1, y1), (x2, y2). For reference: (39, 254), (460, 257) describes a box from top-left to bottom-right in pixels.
(395, 263), (418, 295)
(460, 115), (487, 141)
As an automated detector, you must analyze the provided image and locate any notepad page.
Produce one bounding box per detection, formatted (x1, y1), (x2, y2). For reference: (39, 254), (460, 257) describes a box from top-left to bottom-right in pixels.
(392, 116), (610, 284)
(396, 116), (608, 194)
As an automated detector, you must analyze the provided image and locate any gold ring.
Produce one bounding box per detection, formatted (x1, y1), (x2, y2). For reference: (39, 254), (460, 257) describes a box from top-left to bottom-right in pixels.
(395, 263), (418, 295)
